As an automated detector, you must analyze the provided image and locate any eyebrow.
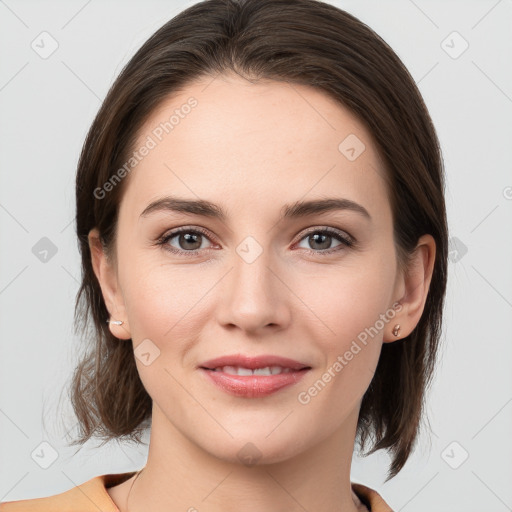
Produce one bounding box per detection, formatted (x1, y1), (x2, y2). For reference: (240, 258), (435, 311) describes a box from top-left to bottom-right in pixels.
(139, 196), (371, 222)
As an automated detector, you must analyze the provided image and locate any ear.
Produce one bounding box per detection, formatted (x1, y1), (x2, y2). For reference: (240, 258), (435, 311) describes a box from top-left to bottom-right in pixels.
(384, 234), (436, 343)
(88, 228), (131, 340)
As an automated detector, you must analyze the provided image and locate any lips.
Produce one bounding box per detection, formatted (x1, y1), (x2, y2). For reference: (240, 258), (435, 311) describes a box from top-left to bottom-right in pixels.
(198, 354), (312, 398)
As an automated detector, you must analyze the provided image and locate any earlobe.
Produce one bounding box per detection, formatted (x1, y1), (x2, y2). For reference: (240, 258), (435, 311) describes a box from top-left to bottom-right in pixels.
(384, 234), (436, 343)
(88, 228), (132, 340)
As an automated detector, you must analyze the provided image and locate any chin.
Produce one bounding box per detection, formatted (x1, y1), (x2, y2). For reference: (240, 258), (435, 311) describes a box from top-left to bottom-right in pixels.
(196, 430), (311, 468)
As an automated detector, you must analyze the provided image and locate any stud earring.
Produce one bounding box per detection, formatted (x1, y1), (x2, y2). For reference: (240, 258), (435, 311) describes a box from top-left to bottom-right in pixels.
(392, 324), (401, 337)
(107, 319), (124, 326)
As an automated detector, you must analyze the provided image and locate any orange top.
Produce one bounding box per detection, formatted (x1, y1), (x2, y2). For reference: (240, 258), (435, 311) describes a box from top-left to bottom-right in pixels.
(0, 472), (393, 511)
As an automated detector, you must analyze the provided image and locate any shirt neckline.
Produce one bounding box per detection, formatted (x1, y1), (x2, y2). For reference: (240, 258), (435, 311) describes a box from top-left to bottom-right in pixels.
(99, 471), (376, 512)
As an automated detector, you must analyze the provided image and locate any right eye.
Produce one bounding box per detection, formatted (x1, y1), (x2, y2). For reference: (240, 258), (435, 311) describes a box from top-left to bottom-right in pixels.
(157, 227), (216, 255)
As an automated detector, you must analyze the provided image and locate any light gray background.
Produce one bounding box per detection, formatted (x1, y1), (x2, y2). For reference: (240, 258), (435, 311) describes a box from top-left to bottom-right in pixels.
(1, 1), (511, 511)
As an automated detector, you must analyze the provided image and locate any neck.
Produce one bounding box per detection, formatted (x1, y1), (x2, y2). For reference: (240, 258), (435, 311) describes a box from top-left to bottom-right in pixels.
(126, 403), (363, 512)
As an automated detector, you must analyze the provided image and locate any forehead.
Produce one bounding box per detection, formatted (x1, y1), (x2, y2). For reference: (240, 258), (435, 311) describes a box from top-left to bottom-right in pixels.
(121, 73), (391, 225)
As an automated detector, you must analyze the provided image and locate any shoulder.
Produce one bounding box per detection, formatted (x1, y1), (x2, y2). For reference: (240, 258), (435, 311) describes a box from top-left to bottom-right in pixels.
(351, 482), (394, 512)
(0, 472), (137, 512)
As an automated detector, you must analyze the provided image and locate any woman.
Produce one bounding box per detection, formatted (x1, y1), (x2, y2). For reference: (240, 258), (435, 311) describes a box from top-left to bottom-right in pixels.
(0, 0), (447, 510)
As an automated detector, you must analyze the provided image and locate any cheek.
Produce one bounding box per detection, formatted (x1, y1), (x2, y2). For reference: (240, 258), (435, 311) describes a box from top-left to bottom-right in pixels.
(294, 293), (388, 424)
(118, 259), (207, 400)
(119, 244), (205, 337)
(118, 254), (218, 399)
(298, 258), (395, 348)
(293, 254), (396, 402)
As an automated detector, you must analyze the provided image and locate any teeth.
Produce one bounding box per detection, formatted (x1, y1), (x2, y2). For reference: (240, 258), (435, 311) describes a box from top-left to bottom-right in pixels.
(214, 366), (292, 376)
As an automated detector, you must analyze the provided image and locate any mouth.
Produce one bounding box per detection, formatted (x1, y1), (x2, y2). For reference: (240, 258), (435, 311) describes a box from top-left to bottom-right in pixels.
(198, 354), (312, 398)
(199, 353), (311, 372)
(203, 365), (308, 376)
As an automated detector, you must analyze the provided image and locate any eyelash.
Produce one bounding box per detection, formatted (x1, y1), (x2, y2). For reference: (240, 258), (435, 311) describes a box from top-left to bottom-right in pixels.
(155, 225), (355, 257)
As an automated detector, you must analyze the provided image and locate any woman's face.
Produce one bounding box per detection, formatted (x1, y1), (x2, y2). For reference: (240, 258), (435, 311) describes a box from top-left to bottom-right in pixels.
(95, 73), (410, 464)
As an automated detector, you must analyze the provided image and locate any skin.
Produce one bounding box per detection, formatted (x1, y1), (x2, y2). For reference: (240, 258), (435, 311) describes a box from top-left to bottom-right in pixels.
(89, 72), (435, 512)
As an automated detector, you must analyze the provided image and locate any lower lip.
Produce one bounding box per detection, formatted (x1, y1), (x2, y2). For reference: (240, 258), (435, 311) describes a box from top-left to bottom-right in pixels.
(199, 368), (310, 398)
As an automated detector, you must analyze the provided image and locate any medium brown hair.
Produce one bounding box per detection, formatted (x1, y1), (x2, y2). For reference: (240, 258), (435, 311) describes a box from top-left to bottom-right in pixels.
(68, 0), (448, 480)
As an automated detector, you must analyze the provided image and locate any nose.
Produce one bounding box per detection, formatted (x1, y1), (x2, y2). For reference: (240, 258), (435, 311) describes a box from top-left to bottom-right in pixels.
(215, 243), (291, 335)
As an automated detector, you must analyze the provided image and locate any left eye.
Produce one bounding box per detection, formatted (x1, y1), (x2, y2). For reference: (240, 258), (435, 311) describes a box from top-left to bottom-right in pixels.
(296, 229), (353, 253)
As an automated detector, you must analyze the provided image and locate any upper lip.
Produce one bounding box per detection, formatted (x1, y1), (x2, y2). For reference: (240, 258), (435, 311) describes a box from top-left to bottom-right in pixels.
(199, 354), (311, 371)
